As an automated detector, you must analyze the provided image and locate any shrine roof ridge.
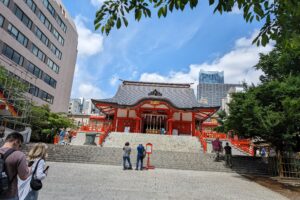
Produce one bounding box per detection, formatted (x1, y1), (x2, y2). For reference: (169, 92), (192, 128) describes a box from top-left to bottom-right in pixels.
(122, 80), (193, 88)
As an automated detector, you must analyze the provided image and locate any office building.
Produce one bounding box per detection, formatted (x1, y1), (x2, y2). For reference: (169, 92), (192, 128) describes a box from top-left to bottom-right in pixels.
(199, 70), (224, 84)
(0, 0), (78, 112)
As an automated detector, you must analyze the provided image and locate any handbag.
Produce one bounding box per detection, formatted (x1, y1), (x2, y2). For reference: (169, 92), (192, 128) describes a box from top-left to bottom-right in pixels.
(30, 159), (42, 191)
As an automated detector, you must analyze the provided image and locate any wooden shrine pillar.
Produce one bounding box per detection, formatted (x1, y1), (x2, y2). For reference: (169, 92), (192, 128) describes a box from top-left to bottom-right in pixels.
(135, 117), (141, 133)
(167, 111), (173, 135)
(113, 108), (117, 132)
(192, 112), (195, 136)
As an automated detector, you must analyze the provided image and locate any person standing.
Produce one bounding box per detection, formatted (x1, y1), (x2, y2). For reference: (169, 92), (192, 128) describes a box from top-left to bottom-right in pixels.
(224, 142), (233, 167)
(0, 132), (30, 200)
(122, 142), (132, 170)
(212, 138), (222, 161)
(136, 144), (145, 170)
(59, 128), (65, 145)
(18, 143), (49, 200)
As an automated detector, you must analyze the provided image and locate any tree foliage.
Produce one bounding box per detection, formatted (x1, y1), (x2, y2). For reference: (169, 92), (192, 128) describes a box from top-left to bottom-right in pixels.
(94, 0), (300, 46)
(30, 105), (75, 143)
(224, 77), (300, 150)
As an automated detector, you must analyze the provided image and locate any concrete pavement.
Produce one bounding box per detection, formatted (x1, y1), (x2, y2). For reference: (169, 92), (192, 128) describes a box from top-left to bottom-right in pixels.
(39, 162), (288, 200)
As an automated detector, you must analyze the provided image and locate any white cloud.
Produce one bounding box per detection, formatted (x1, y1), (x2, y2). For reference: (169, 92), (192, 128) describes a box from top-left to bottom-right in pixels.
(74, 16), (104, 56)
(78, 83), (105, 99)
(139, 31), (274, 91)
(90, 0), (105, 7)
(109, 74), (119, 86)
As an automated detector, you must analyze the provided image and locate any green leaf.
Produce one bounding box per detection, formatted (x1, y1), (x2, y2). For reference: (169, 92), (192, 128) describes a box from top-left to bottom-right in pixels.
(209, 0), (214, 5)
(145, 8), (151, 17)
(158, 6), (163, 17)
(169, 0), (174, 11)
(123, 17), (128, 27)
(95, 23), (101, 30)
(261, 34), (268, 46)
(135, 9), (142, 21)
(116, 18), (121, 29)
(163, 5), (168, 17)
(254, 4), (264, 18)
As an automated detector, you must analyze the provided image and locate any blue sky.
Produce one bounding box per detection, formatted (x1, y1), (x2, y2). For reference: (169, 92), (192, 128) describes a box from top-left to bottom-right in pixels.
(61, 0), (273, 99)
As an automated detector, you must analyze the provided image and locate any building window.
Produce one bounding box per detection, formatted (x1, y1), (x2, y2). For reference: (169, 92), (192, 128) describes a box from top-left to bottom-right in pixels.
(26, 62), (43, 78)
(39, 90), (53, 104)
(31, 44), (45, 62)
(58, 35), (64, 45)
(46, 58), (60, 74)
(7, 24), (29, 47)
(42, 0), (55, 16)
(42, 73), (57, 88)
(49, 43), (62, 60)
(2, 44), (24, 66)
(0, 0), (9, 6)
(43, 0), (67, 33)
(52, 28), (64, 46)
(0, 15), (4, 27)
(34, 27), (49, 46)
(55, 15), (67, 33)
(24, 0), (36, 13)
(28, 84), (39, 97)
(14, 6), (32, 29)
(37, 11), (52, 31)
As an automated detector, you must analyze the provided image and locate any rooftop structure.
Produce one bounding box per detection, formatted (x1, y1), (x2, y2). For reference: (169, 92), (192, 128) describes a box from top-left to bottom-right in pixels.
(92, 81), (219, 136)
(199, 70), (224, 84)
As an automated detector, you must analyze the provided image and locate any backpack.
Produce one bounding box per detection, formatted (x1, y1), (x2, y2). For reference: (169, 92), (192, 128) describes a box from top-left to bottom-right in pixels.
(142, 147), (146, 159)
(0, 149), (16, 195)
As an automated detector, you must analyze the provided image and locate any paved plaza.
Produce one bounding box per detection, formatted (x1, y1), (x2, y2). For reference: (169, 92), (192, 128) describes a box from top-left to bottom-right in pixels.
(39, 162), (288, 200)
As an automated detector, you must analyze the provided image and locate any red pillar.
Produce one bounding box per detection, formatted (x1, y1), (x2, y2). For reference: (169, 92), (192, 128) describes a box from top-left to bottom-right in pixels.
(192, 112), (195, 136)
(135, 117), (141, 133)
(113, 108), (117, 132)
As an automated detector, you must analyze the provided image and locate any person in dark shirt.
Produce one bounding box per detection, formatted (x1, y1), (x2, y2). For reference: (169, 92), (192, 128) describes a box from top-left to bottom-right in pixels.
(0, 132), (30, 200)
(224, 142), (232, 167)
(136, 144), (145, 170)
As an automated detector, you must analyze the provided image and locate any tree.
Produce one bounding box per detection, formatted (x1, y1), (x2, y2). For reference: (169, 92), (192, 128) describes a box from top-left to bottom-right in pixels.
(30, 105), (75, 143)
(94, 0), (300, 46)
(224, 76), (300, 151)
(0, 66), (30, 122)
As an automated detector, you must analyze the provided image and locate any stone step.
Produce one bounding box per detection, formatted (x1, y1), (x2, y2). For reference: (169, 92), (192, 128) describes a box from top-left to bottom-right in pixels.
(103, 132), (203, 153)
(22, 144), (270, 175)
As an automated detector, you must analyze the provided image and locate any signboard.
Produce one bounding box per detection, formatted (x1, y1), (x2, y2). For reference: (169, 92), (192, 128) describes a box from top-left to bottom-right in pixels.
(146, 143), (153, 154)
(150, 101), (160, 105)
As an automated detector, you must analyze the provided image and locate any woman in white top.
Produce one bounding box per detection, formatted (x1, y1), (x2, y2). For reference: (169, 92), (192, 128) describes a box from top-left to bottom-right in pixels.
(18, 143), (48, 200)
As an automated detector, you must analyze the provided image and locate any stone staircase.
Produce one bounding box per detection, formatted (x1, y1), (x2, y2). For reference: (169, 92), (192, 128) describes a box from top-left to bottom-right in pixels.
(103, 132), (203, 153)
(21, 143), (271, 175)
(206, 139), (250, 156)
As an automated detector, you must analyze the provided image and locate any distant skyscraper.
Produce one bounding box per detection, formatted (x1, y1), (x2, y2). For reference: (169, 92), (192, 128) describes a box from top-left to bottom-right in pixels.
(197, 70), (241, 106)
(199, 70), (224, 84)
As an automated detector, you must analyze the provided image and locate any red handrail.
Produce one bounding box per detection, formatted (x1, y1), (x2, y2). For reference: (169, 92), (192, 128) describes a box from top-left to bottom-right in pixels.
(196, 130), (254, 156)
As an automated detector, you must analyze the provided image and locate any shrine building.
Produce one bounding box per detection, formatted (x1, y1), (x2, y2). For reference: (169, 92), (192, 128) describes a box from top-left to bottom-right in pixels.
(92, 81), (219, 136)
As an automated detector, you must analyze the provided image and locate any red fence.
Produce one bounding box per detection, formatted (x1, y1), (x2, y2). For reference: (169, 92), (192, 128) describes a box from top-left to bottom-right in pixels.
(195, 130), (254, 156)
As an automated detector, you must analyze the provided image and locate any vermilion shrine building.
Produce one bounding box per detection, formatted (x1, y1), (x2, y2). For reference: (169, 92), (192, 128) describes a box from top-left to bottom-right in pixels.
(92, 81), (219, 136)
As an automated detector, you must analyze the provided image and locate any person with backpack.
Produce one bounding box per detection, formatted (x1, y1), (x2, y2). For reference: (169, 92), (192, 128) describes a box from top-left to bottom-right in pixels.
(212, 138), (222, 162)
(18, 143), (49, 200)
(0, 132), (30, 200)
(122, 142), (132, 170)
(136, 144), (146, 170)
